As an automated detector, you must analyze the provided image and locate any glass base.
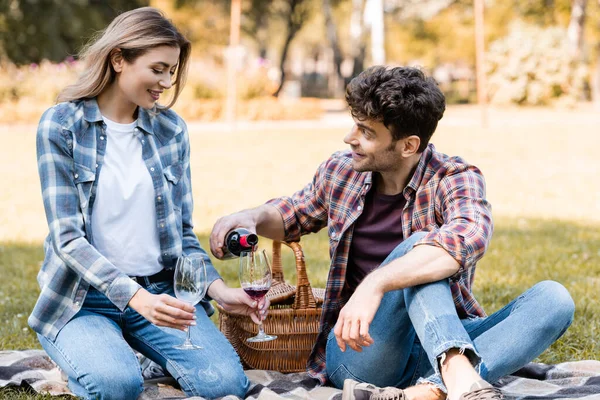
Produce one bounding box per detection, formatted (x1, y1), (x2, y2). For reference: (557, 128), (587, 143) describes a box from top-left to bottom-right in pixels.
(174, 341), (203, 350)
(247, 334), (277, 343)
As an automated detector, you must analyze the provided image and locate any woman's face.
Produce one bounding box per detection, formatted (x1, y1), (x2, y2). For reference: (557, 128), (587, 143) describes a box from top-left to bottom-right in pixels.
(113, 45), (181, 109)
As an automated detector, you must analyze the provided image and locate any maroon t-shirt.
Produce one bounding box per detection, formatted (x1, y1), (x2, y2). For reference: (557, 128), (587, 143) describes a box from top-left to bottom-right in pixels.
(343, 186), (407, 294)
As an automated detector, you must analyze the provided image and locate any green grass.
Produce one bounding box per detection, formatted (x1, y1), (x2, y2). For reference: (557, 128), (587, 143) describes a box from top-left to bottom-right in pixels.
(1, 217), (599, 398)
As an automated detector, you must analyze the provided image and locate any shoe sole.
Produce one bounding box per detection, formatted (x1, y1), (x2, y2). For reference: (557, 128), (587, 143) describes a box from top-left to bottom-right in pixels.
(342, 379), (358, 400)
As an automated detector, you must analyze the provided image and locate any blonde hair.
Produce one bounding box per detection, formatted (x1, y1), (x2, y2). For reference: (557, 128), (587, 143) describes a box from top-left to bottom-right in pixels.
(58, 7), (190, 110)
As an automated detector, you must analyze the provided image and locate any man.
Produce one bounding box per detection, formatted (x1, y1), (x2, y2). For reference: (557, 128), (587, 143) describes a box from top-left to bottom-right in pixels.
(210, 66), (575, 400)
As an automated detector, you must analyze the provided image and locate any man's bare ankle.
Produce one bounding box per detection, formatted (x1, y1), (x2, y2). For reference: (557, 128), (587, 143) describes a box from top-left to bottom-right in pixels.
(404, 383), (445, 400)
(440, 349), (482, 400)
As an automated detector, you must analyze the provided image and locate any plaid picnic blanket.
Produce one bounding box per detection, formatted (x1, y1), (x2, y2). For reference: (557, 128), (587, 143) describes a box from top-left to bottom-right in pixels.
(2, 350), (600, 399)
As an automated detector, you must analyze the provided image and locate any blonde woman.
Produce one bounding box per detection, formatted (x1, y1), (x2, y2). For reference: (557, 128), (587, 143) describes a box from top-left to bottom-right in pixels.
(29, 7), (265, 399)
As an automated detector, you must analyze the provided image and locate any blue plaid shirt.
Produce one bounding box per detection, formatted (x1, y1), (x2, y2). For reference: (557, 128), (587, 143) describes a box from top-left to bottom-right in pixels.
(29, 98), (220, 341)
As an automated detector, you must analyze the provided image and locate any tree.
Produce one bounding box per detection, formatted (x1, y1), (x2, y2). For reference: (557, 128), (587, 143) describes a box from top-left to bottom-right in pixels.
(567, 0), (588, 60)
(595, 0), (600, 106)
(0, 0), (148, 65)
(322, 0), (345, 95)
(273, 0), (312, 97)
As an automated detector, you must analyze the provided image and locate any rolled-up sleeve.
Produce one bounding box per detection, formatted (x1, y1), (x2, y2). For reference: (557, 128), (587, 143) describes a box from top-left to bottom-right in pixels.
(415, 164), (493, 279)
(37, 107), (140, 310)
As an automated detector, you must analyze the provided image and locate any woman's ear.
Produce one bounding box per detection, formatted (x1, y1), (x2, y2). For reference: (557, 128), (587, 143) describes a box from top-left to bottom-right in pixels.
(110, 49), (124, 73)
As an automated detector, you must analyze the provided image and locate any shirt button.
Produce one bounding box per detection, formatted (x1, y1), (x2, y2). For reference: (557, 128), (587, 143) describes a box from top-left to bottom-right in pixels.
(357, 205), (363, 211)
(74, 301), (80, 306)
(141, 140), (145, 144)
(150, 167), (155, 172)
(157, 196), (162, 201)
(163, 252), (168, 256)
(95, 163), (99, 168)
(74, 173), (79, 179)
(160, 223), (165, 228)
(331, 232), (336, 238)
(100, 136), (105, 140)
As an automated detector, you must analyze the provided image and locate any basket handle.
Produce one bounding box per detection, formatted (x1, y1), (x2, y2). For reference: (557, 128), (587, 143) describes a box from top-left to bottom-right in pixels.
(272, 241), (317, 309)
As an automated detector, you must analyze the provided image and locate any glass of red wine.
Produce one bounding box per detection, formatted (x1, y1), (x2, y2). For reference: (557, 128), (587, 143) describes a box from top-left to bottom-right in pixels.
(239, 249), (277, 342)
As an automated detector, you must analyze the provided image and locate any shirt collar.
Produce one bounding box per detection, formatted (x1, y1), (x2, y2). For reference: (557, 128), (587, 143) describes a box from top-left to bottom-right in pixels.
(405, 143), (434, 194)
(83, 98), (179, 145)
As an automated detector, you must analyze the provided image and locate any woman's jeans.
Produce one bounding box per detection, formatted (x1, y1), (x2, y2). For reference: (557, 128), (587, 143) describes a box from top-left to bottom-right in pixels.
(38, 279), (249, 400)
(326, 232), (575, 393)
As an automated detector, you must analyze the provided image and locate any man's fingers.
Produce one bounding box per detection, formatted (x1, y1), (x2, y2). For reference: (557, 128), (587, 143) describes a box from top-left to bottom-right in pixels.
(334, 323), (346, 352)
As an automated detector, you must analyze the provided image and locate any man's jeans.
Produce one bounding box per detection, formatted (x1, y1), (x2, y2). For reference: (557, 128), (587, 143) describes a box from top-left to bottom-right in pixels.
(38, 280), (249, 400)
(326, 232), (575, 392)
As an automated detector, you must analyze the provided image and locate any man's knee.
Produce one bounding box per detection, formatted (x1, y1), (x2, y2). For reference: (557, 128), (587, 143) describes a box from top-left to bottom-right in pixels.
(534, 280), (575, 336)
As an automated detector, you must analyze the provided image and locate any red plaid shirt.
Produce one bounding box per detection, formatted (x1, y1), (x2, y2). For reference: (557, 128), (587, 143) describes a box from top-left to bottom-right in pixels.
(266, 144), (493, 384)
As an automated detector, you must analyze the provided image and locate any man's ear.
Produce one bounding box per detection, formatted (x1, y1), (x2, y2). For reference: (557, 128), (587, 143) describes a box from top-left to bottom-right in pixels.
(110, 49), (124, 73)
(401, 135), (421, 157)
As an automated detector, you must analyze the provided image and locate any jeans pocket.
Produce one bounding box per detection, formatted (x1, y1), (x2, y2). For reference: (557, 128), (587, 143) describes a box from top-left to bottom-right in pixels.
(328, 363), (363, 389)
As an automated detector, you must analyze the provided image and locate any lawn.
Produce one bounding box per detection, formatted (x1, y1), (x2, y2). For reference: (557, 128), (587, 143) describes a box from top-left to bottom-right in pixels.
(1, 104), (599, 398)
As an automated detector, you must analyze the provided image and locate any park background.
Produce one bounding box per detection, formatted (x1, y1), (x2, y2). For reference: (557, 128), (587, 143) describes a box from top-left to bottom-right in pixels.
(1, 0), (600, 398)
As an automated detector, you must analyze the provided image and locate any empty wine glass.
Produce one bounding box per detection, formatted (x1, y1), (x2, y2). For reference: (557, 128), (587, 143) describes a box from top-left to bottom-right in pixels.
(239, 249), (277, 342)
(173, 254), (207, 350)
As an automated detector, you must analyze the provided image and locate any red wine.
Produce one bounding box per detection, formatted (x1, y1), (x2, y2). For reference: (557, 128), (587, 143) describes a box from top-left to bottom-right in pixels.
(243, 287), (270, 301)
(223, 228), (259, 259)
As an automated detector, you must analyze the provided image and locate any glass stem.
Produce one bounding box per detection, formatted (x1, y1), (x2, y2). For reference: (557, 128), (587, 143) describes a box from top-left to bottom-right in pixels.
(184, 326), (192, 344)
(257, 321), (266, 337)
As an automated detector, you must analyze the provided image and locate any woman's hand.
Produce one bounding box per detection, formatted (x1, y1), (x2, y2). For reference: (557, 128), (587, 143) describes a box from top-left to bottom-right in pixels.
(210, 281), (270, 324)
(128, 288), (196, 331)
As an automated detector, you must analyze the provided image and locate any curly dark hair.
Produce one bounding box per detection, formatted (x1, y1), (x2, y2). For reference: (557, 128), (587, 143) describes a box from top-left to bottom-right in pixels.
(346, 66), (446, 152)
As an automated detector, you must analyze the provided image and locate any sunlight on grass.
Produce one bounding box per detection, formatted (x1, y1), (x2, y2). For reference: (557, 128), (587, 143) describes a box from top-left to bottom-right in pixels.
(2, 218), (599, 367)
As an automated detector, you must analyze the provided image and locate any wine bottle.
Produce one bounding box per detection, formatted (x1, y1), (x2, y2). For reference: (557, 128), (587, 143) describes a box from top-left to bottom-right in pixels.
(222, 228), (259, 259)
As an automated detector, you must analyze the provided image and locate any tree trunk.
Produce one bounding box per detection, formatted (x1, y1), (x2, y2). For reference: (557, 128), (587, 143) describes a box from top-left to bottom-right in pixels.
(567, 0), (587, 60)
(350, 0), (366, 78)
(594, 0), (600, 107)
(365, 0), (385, 65)
(274, 0), (303, 97)
(322, 0), (344, 96)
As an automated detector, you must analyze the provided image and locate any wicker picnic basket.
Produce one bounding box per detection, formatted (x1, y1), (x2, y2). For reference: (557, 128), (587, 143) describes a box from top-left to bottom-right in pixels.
(216, 241), (324, 373)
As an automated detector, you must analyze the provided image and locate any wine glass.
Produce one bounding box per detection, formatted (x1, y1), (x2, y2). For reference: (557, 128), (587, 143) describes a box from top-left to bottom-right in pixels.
(239, 249), (277, 342)
(173, 254), (207, 350)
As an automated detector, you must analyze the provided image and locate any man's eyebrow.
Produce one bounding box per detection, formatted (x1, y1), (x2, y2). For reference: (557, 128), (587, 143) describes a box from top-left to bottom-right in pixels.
(356, 122), (376, 134)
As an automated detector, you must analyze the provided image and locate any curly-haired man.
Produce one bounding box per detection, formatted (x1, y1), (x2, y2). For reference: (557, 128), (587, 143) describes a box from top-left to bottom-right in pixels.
(210, 66), (575, 400)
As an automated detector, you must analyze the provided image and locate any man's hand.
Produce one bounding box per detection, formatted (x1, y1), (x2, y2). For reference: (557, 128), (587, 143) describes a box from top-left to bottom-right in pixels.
(128, 288), (196, 331)
(210, 211), (257, 259)
(214, 287), (270, 324)
(334, 280), (383, 352)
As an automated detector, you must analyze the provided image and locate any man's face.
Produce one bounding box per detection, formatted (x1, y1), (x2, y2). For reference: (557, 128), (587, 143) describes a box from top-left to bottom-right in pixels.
(343, 118), (403, 173)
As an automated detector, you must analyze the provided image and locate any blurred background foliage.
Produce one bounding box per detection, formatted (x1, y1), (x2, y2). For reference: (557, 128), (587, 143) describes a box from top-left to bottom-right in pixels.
(0, 0), (599, 120)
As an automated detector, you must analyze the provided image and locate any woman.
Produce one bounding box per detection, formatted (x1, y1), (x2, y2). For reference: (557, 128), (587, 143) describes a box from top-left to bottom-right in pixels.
(29, 7), (264, 400)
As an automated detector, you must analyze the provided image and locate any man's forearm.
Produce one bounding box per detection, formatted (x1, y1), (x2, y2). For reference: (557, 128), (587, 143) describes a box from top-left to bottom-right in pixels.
(363, 244), (460, 294)
(253, 204), (286, 241)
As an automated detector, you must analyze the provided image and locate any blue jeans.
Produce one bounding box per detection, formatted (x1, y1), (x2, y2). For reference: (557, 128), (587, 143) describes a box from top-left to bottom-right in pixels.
(38, 279), (249, 400)
(326, 232), (575, 393)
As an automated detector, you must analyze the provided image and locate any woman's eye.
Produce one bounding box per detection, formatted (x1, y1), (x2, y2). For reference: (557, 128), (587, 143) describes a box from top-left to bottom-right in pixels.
(169, 70), (176, 76)
(152, 69), (162, 74)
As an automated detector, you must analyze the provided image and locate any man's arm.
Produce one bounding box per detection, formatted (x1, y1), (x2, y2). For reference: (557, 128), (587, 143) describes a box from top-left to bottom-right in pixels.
(334, 164), (492, 352)
(210, 204), (286, 258)
(210, 156), (336, 258)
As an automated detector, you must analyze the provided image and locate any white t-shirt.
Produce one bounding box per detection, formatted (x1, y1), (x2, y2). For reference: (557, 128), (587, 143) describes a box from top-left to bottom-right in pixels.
(90, 116), (163, 277)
